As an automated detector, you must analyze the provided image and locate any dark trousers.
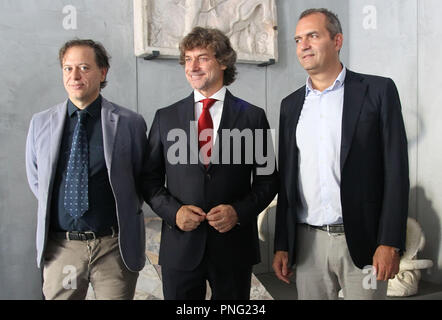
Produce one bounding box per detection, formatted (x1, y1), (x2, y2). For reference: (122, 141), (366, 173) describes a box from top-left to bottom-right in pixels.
(161, 254), (252, 300)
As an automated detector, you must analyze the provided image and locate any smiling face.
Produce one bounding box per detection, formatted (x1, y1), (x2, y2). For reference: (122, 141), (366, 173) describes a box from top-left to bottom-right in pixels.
(184, 46), (226, 97)
(62, 45), (107, 109)
(294, 13), (343, 76)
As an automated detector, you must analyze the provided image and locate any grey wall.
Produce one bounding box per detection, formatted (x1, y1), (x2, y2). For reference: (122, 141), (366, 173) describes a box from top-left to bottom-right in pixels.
(0, 0), (137, 299)
(1, 0), (441, 299)
(416, 0), (442, 283)
(347, 0), (442, 283)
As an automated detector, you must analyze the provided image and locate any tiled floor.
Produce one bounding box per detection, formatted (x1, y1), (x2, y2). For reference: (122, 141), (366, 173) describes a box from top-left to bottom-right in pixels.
(255, 272), (297, 300)
(87, 263), (274, 300)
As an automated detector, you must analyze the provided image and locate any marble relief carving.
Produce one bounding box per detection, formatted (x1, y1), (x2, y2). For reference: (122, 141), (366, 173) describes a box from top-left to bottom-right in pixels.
(134, 0), (278, 63)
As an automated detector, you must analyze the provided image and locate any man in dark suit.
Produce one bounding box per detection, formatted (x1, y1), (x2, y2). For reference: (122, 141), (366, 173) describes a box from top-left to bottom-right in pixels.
(144, 27), (278, 300)
(272, 8), (409, 299)
(26, 39), (147, 299)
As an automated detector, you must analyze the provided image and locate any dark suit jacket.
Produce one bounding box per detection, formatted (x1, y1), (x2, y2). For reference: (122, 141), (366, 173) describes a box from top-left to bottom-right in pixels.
(275, 69), (409, 269)
(144, 90), (278, 271)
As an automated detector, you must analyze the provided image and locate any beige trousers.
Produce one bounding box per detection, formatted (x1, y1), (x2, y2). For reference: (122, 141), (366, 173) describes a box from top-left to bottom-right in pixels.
(42, 235), (138, 300)
(295, 224), (387, 300)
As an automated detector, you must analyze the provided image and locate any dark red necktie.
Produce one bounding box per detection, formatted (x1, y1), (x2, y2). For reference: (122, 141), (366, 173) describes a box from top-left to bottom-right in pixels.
(198, 98), (217, 166)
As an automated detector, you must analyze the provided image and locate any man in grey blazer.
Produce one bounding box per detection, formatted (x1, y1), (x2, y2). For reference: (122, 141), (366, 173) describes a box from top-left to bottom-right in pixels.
(25, 39), (147, 299)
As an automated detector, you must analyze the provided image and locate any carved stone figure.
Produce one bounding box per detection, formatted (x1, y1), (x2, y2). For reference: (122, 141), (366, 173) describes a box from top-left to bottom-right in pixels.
(134, 0), (278, 63)
(387, 218), (433, 297)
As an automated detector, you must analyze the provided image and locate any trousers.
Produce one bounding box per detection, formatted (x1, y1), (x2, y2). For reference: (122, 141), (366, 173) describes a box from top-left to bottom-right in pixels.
(294, 224), (387, 300)
(43, 235), (138, 300)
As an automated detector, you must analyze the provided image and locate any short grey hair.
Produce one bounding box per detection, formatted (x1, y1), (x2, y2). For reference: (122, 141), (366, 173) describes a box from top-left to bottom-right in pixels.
(299, 8), (342, 39)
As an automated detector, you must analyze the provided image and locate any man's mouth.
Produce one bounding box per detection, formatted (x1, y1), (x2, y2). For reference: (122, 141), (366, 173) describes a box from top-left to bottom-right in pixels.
(70, 84), (84, 89)
(190, 73), (205, 79)
(303, 54), (314, 60)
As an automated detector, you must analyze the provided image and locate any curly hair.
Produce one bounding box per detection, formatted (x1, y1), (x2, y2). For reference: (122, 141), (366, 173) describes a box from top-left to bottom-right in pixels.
(179, 27), (237, 86)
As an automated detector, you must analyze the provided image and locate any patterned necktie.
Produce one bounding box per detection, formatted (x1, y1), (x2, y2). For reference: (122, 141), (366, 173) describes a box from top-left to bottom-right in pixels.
(198, 98), (217, 166)
(64, 110), (89, 219)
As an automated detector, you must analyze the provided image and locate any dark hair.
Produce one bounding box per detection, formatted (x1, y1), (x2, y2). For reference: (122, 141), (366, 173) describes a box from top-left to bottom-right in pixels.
(179, 27), (237, 86)
(299, 8), (342, 39)
(59, 39), (110, 89)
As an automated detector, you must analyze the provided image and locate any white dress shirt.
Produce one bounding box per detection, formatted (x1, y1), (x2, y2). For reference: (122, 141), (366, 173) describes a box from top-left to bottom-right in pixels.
(296, 67), (346, 226)
(194, 86), (226, 146)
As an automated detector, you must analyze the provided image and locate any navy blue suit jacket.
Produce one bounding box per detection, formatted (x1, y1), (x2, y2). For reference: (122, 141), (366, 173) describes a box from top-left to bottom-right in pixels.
(275, 69), (409, 269)
(144, 90), (278, 271)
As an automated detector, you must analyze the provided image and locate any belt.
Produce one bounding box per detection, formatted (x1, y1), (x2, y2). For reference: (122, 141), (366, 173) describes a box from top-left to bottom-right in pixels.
(306, 223), (345, 234)
(50, 227), (118, 241)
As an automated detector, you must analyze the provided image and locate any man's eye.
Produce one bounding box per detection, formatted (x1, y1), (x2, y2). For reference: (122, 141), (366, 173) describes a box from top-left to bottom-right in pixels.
(63, 67), (72, 72)
(80, 66), (89, 71)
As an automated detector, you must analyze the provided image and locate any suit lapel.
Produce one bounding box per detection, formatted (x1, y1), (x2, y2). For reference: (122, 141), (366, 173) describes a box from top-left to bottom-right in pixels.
(177, 93), (200, 168)
(217, 90), (241, 132)
(341, 70), (367, 172)
(207, 90), (241, 171)
(101, 98), (119, 171)
(285, 88), (305, 203)
(288, 87), (306, 155)
(49, 101), (68, 188)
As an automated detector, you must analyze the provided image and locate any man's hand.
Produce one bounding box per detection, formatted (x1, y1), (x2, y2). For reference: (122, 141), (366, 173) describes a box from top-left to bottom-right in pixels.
(176, 205), (206, 232)
(372, 245), (400, 281)
(206, 204), (238, 233)
(272, 251), (293, 284)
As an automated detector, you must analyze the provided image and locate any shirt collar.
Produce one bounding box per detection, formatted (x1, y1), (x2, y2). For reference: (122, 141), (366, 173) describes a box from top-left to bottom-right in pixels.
(194, 86), (226, 103)
(305, 65), (347, 96)
(68, 95), (102, 118)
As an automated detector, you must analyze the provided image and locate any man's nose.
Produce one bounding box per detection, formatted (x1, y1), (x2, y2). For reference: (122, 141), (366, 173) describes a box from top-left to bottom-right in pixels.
(190, 59), (200, 70)
(300, 39), (311, 50)
(72, 68), (81, 79)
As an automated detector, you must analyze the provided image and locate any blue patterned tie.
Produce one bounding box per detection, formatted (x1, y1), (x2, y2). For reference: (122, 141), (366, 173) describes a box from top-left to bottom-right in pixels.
(64, 110), (89, 218)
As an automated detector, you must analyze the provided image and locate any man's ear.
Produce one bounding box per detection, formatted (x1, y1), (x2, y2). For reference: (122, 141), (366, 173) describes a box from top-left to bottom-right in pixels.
(335, 33), (344, 52)
(100, 68), (108, 82)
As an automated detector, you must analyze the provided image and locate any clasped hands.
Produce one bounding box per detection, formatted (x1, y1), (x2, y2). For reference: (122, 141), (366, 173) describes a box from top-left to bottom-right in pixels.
(176, 204), (238, 233)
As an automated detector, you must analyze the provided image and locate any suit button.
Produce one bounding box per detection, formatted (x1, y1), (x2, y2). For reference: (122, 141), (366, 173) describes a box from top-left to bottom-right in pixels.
(206, 174), (211, 180)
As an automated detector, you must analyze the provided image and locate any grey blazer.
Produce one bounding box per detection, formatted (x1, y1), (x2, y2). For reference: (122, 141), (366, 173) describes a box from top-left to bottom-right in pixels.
(26, 97), (147, 272)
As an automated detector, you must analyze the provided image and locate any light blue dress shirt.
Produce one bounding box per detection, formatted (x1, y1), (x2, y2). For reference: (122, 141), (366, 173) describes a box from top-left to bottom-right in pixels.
(296, 67), (346, 226)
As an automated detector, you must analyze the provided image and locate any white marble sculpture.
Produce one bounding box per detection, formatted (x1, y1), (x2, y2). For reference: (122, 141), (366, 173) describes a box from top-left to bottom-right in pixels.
(387, 217), (433, 297)
(134, 0), (278, 63)
(257, 195), (277, 242)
